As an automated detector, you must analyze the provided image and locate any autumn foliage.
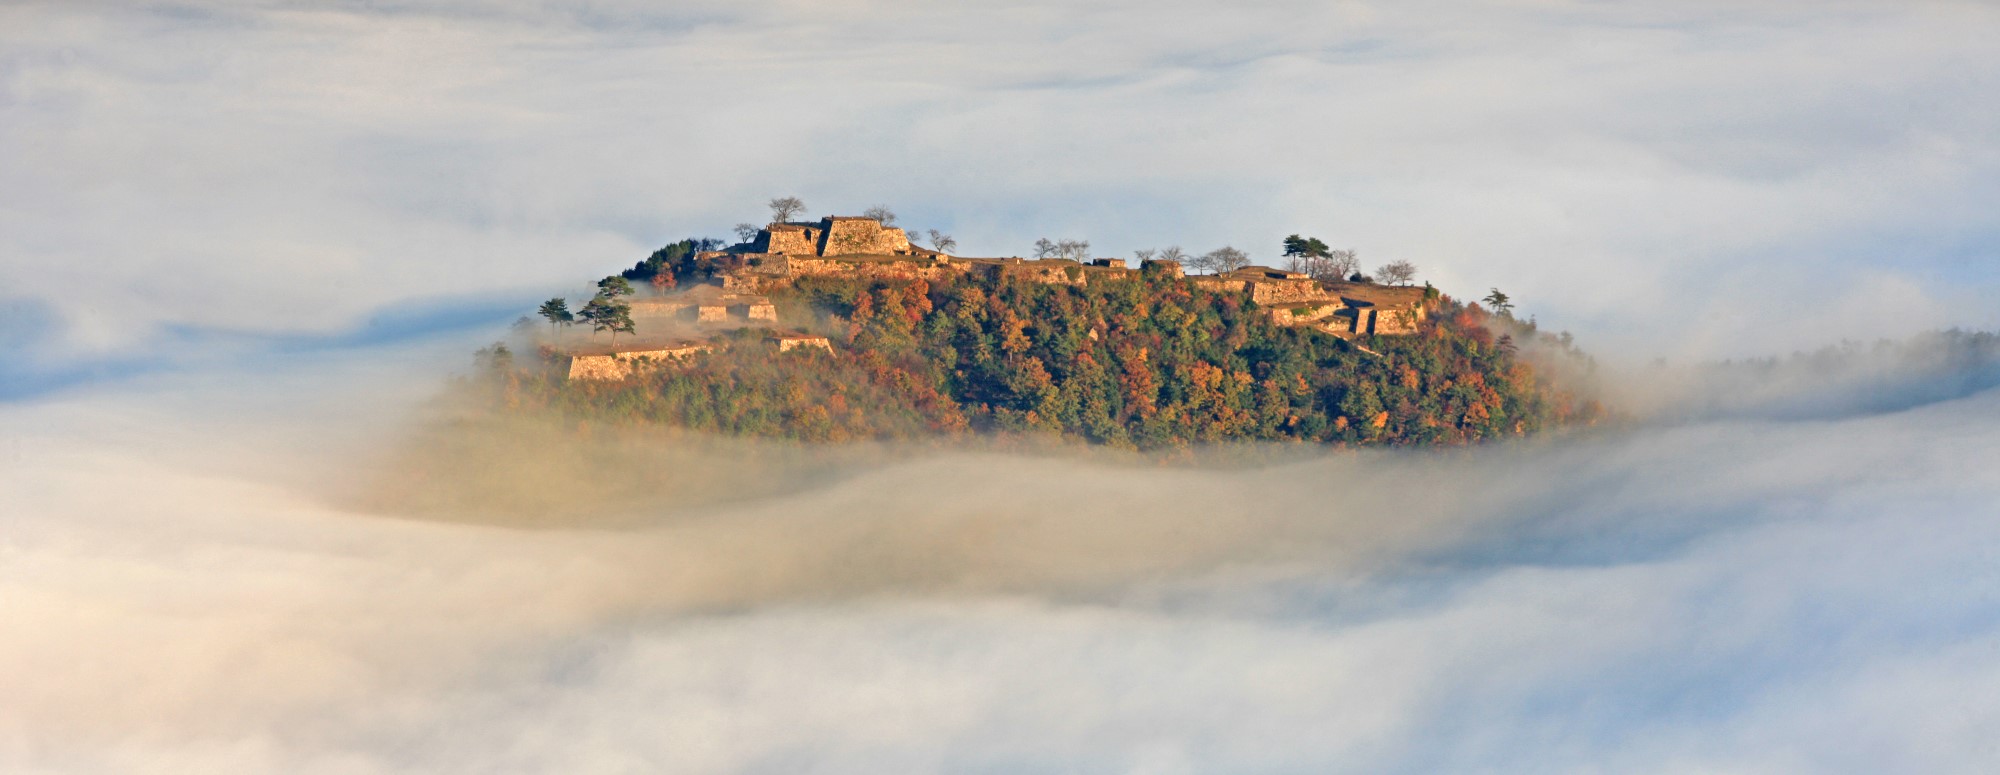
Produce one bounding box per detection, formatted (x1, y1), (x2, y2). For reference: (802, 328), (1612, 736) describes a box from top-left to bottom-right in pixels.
(499, 263), (1602, 449)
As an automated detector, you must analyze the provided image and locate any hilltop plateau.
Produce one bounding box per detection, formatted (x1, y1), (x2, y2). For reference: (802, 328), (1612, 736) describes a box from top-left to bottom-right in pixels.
(470, 211), (1602, 449)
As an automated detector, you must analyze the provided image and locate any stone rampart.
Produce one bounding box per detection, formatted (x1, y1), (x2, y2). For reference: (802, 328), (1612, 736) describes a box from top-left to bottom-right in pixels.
(732, 301), (777, 321)
(1372, 307), (1420, 335)
(700, 224), (1436, 340)
(787, 256), (961, 283)
(1191, 276), (1249, 295)
(997, 260), (1089, 287)
(566, 344), (711, 380)
(762, 226), (820, 255)
(775, 334), (834, 353)
(628, 287), (775, 324)
(1268, 301), (1346, 327)
(818, 217), (914, 256)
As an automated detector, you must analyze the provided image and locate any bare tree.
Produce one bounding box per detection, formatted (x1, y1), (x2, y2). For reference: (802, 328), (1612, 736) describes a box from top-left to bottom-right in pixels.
(1325, 249), (1360, 281)
(1196, 246), (1250, 274)
(1132, 248), (1156, 263)
(1288, 248), (1360, 282)
(767, 196), (806, 224)
(733, 223), (760, 244)
(1376, 260), (1417, 286)
(1157, 245), (1187, 265)
(1033, 237), (1090, 260)
(926, 229), (958, 253)
(862, 205), (897, 227)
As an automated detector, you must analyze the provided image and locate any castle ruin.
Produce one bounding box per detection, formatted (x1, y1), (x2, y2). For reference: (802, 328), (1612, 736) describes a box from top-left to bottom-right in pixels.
(753, 216), (924, 257)
(705, 216), (1430, 338)
(562, 214), (1434, 379)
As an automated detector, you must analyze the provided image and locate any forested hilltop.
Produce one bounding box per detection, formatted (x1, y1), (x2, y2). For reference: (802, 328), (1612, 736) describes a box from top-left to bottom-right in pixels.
(474, 210), (1603, 450)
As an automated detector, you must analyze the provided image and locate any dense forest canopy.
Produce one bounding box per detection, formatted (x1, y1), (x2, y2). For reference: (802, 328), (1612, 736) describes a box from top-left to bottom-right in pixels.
(475, 237), (1605, 450)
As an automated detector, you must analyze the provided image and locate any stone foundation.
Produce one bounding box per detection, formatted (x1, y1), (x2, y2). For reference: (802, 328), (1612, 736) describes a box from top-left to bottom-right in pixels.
(566, 344), (712, 380)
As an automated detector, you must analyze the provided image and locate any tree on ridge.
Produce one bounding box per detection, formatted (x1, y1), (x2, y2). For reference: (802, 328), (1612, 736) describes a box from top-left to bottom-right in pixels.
(1376, 260), (1417, 286)
(537, 298), (574, 340)
(1283, 234), (1331, 259)
(1196, 246), (1250, 274)
(863, 205), (897, 227)
(579, 295), (635, 347)
(597, 275), (635, 299)
(1033, 238), (1090, 261)
(768, 196), (807, 224)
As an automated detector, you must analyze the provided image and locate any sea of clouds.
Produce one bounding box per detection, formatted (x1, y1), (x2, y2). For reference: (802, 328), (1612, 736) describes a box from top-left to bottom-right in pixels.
(5, 1), (2000, 772)
(3, 332), (1999, 773)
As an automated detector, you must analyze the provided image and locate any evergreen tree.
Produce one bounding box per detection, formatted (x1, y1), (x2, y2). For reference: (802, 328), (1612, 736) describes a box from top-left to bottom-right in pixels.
(537, 298), (574, 340)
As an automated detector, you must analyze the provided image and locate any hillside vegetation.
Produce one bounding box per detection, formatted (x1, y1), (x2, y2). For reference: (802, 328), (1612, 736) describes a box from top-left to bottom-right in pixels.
(472, 241), (1603, 450)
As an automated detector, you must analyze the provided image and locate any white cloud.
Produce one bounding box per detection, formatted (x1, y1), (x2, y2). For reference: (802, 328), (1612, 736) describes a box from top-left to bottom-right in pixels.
(1, 339), (1998, 772)
(6, 6), (1998, 768)
(3, 0), (1999, 357)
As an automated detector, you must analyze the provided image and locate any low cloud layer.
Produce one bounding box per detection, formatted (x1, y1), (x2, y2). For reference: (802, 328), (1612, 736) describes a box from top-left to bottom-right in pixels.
(2, 337), (1997, 772)
(5, 2), (1999, 770)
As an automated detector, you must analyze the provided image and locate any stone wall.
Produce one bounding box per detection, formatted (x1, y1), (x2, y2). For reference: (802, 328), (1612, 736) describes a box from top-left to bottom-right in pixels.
(1268, 301), (1346, 327)
(817, 217), (914, 256)
(775, 335), (833, 353)
(787, 256), (961, 283)
(1352, 307), (1378, 335)
(566, 344), (711, 380)
(1191, 276), (1249, 295)
(763, 226), (820, 255)
(1372, 307), (1420, 335)
(750, 216), (918, 258)
(1193, 267), (1337, 306)
(697, 234), (1435, 340)
(628, 287), (776, 324)
(996, 259), (1089, 287)
(1247, 278), (1334, 305)
(733, 301), (777, 321)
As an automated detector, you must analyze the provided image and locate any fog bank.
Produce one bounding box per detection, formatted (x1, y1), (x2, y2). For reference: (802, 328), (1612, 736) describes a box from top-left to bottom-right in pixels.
(2, 338), (1997, 772)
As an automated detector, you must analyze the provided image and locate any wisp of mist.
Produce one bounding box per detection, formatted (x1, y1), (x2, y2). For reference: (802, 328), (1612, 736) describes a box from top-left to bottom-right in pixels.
(2, 334), (1997, 773)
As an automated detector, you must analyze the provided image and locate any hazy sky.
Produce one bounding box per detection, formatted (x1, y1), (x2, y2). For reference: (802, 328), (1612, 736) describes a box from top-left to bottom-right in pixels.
(3, 0), (1999, 375)
(4, 3), (2000, 772)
